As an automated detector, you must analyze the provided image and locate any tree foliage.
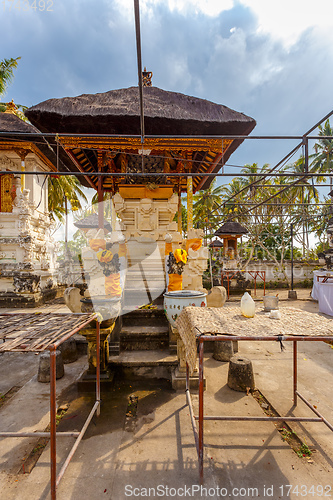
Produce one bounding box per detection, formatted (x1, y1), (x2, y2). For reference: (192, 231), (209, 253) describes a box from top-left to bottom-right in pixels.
(48, 175), (87, 222)
(0, 57), (20, 97)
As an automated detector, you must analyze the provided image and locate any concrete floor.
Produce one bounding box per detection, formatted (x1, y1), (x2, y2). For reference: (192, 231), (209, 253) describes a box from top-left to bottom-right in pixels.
(0, 291), (332, 499)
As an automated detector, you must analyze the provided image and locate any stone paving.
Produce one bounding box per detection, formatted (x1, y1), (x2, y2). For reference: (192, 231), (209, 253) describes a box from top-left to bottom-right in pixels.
(0, 289), (332, 500)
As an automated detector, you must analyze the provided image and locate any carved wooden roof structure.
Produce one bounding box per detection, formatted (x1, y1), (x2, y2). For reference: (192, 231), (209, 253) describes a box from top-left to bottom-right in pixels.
(25, 86), (256, 193)
(0, 107), (60, 170)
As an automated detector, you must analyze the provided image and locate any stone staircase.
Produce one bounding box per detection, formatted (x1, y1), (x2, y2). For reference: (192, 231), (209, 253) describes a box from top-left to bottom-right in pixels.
(108, 249), (179, 380)
(122, 249), (166, 309)
(120, 301), (170, 351)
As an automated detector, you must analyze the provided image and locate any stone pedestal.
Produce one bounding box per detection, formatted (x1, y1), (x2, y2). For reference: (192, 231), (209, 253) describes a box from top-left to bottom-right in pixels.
(169, 324), (178, 354)
(227, 356), (255, 392)
(37, 350), (64, 383)
(80, 324), (114, 374)
(59, 338), (78, 364)
(213, 340), (234, 361)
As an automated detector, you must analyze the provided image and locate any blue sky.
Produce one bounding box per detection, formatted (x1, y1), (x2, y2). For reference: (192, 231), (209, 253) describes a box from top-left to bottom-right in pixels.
(2, 0), (333, 173)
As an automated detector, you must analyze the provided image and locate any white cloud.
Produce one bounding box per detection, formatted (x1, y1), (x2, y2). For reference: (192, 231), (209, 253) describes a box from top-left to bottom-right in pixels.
(114, 0), (333, 47)
(240, 0), (333, 47)
(113, 0), (233, 18)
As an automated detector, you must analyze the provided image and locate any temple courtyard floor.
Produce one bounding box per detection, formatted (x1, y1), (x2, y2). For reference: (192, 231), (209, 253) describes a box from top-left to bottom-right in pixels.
(0, 289), (332, 499)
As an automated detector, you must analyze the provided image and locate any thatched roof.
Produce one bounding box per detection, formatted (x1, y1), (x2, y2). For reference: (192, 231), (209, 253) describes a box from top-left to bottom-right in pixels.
(24, 86), (256, 191)
(214, 221), (248, 236)
(209, 239), (224, 248)
(25, 86), (256, 136)
(0, 112), (70, 172)
(74, 214), (112, 232)
(0, 112), (39, 134)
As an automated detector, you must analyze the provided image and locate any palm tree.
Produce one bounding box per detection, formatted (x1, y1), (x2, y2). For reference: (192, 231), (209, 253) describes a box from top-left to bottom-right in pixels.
(310, 119), (333, 187)
(48, 175), (88, 260)
(0, 56), (28, 120)
(287, 153), (325, 256)
(0, 57), (20, 97)
(48, 175), (87, 222)
(193, 180), (224, 242)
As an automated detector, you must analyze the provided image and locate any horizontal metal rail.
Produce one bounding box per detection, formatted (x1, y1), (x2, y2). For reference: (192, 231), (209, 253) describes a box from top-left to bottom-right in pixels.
(1, 131), (333, 140)
(2, 170), (333, 178)
(196, 416), (323, 422)
(197, 335), (333, 342)
(0, 431), (80, 438)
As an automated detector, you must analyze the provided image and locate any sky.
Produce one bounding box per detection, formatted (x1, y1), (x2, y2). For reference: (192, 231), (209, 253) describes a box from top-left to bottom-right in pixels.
(2, 0), (333, 176)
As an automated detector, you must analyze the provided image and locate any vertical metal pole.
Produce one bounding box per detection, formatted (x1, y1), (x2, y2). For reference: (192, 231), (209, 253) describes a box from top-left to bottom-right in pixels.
(290, 223), (294, 291)
(97, 151), (104, 230)
(111, 198), (116, 232)
(50, 346), (57, 500)
(134, 0), (145, 143)
(96, 321), (101, 417)
(65, 197), (68, 261)
(186, 362), (189, 392)
(304, 136), (309, 173)
(293, 341), (297, 406)
(177, 187), (182, 235)
(187, 175), (193, 231)
(21, 158), (25, 192)
(198, 339), (204, 484)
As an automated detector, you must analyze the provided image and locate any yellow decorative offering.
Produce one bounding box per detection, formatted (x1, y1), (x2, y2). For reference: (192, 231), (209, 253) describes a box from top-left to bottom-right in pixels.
(97, 249), (113, 263)
(174, 248), (187, 264)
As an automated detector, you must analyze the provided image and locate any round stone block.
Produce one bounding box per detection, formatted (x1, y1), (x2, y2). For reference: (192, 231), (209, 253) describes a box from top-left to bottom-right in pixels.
(227, 356), (255, 392)
(59, 338), (78, 364)
(213, 340), (234, 362)
(37, 350), (64, 383)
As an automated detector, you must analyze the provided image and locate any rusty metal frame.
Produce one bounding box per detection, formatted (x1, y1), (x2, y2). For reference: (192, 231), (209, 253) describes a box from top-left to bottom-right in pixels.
(246, 270), (266, 296)
(185, 334), (333, 484)
(0, 313), (100, 500)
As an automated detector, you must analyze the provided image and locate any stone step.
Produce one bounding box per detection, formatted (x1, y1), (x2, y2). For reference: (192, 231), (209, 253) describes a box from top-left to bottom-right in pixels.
(122, 305), (168, 327)
(125, 272), (165, 282)
(108, 349), (178, 380)
(124, 279), (166, 288)
(125, 275), (166, 282)
(122, 289), (165, 309)
(120, 325), (169, 351)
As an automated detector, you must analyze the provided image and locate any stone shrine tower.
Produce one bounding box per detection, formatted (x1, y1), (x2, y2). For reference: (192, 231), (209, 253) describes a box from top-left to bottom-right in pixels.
(0, 103), (58, 306)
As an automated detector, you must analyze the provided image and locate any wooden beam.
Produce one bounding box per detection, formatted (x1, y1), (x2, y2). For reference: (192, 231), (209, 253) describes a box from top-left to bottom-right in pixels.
(64, 149), (97, 190)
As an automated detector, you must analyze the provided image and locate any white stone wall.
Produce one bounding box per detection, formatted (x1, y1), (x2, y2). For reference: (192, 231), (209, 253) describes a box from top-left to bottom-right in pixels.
(242, 260), (319, 284)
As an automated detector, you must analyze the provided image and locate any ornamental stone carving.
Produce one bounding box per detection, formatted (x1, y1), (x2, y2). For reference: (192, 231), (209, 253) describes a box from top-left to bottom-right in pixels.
(113, 190), (179, 243)
(0, 155), (18, 170)
(13, 272), (40, 293)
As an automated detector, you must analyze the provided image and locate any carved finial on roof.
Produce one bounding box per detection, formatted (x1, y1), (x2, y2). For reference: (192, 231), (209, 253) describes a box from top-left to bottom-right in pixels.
(4, 100), (18, 114)
(142, 67), (153, 87)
